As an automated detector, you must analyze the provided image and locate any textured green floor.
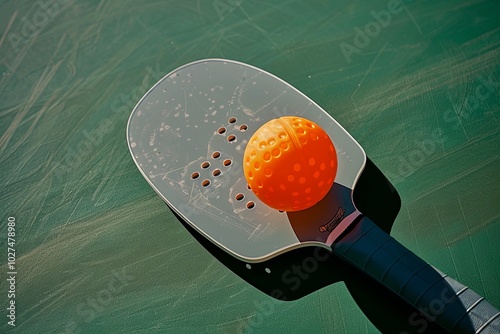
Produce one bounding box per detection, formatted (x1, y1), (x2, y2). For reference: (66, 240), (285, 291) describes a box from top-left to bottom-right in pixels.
(0, 0), (499, 333)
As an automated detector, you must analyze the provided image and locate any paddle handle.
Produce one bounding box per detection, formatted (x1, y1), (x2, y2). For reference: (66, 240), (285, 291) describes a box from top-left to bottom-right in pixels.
(333, 216), (500, 333)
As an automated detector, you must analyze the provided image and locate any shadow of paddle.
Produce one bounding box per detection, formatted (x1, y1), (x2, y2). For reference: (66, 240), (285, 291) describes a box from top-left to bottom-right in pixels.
(166, 158), (479, 333)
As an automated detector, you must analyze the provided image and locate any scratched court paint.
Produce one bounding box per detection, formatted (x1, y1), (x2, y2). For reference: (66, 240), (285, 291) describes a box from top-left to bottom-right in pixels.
(0, 0), (498, 333)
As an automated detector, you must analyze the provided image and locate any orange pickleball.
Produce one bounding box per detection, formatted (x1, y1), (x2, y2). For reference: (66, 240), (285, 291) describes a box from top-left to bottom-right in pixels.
(243, 116), (337, 212)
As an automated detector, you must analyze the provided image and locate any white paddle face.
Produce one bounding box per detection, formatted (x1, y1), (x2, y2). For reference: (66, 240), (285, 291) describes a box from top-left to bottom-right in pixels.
(127, 59), (366, 262)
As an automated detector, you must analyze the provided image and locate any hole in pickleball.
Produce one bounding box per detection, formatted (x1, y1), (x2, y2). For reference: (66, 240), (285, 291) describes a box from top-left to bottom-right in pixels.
(272, 148), (280, 158)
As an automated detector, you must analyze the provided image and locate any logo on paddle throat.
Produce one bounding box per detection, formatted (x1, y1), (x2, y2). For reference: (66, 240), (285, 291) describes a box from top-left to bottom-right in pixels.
(318, 207), (346, 233)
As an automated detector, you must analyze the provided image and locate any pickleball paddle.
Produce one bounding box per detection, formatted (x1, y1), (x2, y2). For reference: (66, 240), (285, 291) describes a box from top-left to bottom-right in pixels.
(127, 59), (499, 333)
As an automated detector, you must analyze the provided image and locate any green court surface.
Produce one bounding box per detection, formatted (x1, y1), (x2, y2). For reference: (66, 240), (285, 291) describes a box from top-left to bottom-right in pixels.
(0, 0), (499, 333)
